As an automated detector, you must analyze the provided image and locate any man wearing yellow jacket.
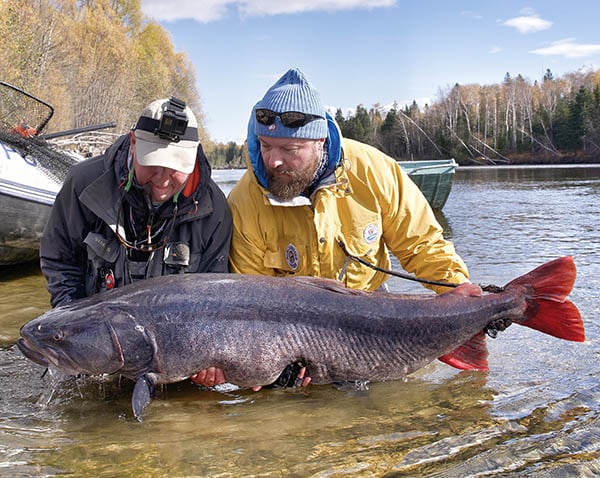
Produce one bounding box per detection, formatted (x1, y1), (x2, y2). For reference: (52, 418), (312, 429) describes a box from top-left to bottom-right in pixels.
(229, 67), (468, 292)
(191, 67), (469, 388)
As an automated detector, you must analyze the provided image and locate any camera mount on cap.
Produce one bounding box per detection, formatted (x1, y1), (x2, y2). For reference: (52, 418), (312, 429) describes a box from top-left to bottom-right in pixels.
(134, 97), (199, 143)
(155, 97), (188, 142)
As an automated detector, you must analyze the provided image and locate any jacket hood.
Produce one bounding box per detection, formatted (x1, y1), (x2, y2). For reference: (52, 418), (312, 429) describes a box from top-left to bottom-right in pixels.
(247, 110), (342, 190)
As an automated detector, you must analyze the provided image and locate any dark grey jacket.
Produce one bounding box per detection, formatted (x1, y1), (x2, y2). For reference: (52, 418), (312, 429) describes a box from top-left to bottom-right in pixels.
(40, 135), (232, 307)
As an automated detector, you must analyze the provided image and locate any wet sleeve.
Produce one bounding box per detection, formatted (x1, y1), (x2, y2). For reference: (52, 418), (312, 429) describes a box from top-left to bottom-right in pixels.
(39, 173), (89, 307)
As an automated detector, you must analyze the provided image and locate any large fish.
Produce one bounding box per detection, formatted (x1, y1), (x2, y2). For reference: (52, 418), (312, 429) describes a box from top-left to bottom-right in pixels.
(17, 257), (584, 421)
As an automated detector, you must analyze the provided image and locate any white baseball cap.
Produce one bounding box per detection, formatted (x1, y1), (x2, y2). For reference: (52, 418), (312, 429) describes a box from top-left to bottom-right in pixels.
(133, 97), (199, 174)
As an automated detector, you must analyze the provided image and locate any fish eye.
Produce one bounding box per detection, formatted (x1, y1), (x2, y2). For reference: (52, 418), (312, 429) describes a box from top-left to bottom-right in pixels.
(53, 330), (64, 342)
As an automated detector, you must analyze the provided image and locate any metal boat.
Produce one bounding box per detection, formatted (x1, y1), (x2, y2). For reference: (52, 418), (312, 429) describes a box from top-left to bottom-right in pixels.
(399, 159), (458, 210)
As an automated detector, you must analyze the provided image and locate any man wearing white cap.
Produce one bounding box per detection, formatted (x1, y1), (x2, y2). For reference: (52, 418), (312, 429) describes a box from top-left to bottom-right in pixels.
(41, 97), (232, 308)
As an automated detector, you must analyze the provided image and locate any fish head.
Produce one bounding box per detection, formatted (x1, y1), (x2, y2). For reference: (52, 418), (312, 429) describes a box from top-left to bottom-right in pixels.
(17, 304), (125, 376)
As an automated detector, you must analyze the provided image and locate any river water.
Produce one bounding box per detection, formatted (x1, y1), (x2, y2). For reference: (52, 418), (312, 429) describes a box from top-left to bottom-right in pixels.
(1, 165), (599, 477)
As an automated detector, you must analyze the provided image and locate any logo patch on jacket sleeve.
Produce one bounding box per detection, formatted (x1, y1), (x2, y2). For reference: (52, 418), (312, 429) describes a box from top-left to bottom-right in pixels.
(363, 223), (379, 244)
(285, 243), (299, 270)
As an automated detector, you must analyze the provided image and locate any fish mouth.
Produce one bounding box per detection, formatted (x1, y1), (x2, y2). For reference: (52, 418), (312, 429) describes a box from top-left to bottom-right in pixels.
(16, 338), (50, 367)
(16, 337), (83, 376)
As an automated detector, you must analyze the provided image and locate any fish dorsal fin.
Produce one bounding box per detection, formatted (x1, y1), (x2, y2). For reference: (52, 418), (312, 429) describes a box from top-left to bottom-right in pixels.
(438, 331), (489, 371)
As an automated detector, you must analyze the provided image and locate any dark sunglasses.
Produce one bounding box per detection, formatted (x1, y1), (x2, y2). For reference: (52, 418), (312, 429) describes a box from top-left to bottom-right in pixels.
(255, 108), (324, 128)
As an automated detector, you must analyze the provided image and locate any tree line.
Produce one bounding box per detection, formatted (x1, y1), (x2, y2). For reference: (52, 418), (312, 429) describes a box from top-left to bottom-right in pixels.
(333, 69), (600, 165)
(1, 0), (207, 141)
(212, 68), (600, 167)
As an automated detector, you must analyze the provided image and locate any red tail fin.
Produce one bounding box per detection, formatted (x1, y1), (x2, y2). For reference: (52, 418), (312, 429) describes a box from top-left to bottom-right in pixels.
(439, 257), (584, 372)
(506, 256), (584, 342)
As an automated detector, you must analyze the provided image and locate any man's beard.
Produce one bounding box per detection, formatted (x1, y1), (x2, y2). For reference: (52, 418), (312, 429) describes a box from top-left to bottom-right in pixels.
(266, 148), (321, 201)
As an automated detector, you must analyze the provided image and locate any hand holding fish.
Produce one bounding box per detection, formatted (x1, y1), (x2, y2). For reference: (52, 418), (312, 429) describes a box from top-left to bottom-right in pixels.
(191, 364), (312, 391)
(190, 367), (226, 387)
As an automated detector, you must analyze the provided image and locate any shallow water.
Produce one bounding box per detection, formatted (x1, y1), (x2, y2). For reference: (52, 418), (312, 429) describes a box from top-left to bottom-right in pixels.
(1, 165), (599, 477)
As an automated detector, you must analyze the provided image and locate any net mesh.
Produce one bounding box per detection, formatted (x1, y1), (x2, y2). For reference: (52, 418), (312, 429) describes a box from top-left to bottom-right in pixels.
(0, 82), (78, 184)
(0, 129), (79, 185)
(0, 81), (53, 135)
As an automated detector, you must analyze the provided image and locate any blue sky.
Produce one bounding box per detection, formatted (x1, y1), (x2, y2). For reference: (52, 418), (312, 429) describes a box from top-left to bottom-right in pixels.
(141, 1), (600, 144)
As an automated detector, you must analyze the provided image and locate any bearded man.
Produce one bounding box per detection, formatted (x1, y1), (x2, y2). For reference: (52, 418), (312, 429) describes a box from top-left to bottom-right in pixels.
(192, 67), (469, 388)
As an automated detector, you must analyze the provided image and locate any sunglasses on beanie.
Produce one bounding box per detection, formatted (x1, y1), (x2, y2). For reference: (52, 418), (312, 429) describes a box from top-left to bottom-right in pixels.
(255, 108), (324, 128)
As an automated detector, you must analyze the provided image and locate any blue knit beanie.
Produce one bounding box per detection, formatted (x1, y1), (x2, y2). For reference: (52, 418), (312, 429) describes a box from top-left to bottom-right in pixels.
(254, 68), (328, 139)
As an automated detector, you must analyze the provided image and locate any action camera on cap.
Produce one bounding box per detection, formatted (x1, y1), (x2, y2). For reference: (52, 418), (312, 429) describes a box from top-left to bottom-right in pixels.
(134, 97), (198, 144)
(156, 97), (188, 142)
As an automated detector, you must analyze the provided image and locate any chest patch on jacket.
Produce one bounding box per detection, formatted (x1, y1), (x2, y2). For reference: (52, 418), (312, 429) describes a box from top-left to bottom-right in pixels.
(285, 243), (299, 270)
(362, 223), (379, 244)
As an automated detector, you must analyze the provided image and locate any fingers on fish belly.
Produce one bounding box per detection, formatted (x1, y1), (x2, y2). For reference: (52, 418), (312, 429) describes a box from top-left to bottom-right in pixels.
(269, 361), (307, 388)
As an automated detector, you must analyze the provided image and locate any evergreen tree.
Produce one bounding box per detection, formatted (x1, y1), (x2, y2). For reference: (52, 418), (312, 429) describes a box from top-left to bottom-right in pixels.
(555, 86), (588, 151)
(543, 68), (554, 82)
(334, 108), (346, 129)
(378, 107), (404, 158)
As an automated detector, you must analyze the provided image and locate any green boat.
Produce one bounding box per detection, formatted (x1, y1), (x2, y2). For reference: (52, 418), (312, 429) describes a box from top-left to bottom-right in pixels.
(398, 159), (458, 210)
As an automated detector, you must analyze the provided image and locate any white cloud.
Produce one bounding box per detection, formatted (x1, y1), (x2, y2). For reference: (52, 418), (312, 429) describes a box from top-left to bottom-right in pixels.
(141, 0), (396, 23)
(489, 46), (502, 54)
(530, 38), (600, 58)
(142, 0), (234, 22)
(501, 14), (552, 34)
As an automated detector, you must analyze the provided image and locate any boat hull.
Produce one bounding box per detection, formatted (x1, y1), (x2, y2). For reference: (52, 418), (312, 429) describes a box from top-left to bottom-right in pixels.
(0, 140), (60, 266)
(399, 159), (457, 210)
(0, 179), (54, 265)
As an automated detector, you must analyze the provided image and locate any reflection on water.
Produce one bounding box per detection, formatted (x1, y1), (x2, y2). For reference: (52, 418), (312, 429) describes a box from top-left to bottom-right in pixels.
(1, 165), (599, 476)
(0, 262), (49, 345)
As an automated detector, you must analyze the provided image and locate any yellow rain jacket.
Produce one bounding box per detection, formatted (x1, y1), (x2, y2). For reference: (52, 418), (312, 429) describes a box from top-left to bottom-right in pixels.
(229, 133), (468, 293)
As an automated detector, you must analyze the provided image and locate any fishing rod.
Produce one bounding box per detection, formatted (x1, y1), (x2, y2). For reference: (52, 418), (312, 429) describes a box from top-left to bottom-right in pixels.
(40, 121), (117, 140)
(337, 241), (504, 293)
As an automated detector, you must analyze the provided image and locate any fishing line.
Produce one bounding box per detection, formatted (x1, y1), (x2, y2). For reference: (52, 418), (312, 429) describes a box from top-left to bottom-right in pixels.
(337, 241), (504, 293)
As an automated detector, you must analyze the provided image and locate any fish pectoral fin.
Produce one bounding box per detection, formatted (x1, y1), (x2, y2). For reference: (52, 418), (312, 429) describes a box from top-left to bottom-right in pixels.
(438, 331), (489, 371)
(132, 375), (155, 422)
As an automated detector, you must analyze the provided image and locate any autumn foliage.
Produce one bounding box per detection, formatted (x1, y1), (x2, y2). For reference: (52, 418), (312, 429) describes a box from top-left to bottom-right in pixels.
(0, 0), (207, 143)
